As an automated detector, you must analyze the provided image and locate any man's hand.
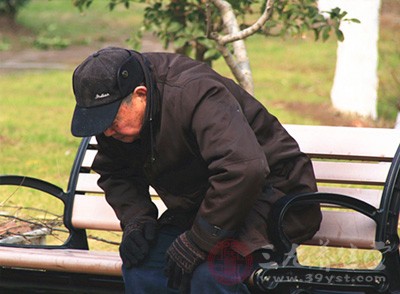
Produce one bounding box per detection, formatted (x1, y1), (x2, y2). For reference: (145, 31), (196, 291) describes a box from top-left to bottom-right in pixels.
(120, 218), (157, 268)
(164, 231), (207, 293)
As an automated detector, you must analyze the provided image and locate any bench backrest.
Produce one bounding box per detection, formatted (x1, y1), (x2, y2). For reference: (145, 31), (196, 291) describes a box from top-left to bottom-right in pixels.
(68, 125), (400, 249)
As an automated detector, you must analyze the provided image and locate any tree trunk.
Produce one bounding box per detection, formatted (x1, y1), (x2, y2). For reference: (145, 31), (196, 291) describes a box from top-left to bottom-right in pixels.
(210, 0), (254, 94)
(319, 0), (381, 119)
(209, 0), (274, 95)
(395, 112), (400, 129)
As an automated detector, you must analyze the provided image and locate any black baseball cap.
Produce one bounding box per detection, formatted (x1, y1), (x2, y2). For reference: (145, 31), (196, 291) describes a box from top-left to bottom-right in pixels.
(71, 47), (144, 137)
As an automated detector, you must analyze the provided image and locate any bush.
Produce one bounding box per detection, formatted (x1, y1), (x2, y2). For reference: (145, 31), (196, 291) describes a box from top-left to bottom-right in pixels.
(33, 24), (71, 50)
(0, 0), (30, 18)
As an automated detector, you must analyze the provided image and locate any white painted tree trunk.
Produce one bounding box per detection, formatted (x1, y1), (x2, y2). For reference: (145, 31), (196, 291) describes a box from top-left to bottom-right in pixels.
(395, 112), (400, 129)
(319, 0), (381, 119)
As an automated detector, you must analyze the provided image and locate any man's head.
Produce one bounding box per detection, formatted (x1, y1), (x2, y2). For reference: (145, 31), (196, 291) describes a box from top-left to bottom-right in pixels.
(71, 47), (146, 139)
(102, 86), (147, 143)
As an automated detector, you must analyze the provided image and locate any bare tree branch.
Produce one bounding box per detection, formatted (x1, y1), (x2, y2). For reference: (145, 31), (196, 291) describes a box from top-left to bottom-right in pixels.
(1, 212), (120, 246)
(210, 0), (274, 45)
(0, 176), (27, 205)
(2, 204), (62, 218)
(208, 0), (271, 94)
(216, 44), (253, 93)
(0, 213), (62, 229)
(87, 234), (120, 246)
(205, 1), (213, 38)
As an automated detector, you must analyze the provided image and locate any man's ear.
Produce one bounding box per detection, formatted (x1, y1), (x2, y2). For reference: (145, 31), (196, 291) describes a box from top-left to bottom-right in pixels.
(134, 86), (147, 99)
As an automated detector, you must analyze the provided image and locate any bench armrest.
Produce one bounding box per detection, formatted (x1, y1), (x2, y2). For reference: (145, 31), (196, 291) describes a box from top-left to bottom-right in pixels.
(0, 175), (75, 248)
(0, 175), (90, 250)
(268, 192), (378, 253)
(0, 175), (66, 203)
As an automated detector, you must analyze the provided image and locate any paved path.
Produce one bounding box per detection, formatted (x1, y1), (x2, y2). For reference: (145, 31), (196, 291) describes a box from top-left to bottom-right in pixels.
(0, 33), (169, 71)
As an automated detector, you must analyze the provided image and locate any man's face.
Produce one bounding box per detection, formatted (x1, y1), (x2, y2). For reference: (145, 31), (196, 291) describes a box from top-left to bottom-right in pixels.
(103, 86), (147, 143)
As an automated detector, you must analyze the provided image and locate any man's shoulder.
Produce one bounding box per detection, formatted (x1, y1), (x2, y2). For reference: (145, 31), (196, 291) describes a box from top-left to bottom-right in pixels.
(145, 53), (219, 86)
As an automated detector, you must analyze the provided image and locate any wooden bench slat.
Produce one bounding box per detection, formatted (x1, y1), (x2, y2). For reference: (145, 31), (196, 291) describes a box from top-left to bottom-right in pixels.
(76, 164), (389, 197)
(317, 186), (381, 207)
(82, 149), (97, 168)
(72, 193), (379, 249)
(72, 194), (121, 231)
(304, 210), (376, 249)
(90, 136), (98, 145)
(76, 173), (103, 193)
(0, 247), (122, 276)
(285, 124), (400, 160)
(90, 125), (400, 161)
(76, 173), (158, 195)
(89, 125), (400, 154)
(82, 147), (393, 190)
(312, 161), (390, 185)
(71, 194), (167, 231)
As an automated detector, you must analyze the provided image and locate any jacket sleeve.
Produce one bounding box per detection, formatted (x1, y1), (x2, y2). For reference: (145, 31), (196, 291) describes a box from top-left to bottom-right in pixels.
(92, 134), (158, 228)
(182, 79), (269, 252)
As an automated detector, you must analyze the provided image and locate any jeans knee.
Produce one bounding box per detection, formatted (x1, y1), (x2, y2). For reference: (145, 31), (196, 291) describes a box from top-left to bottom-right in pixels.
(191, 262), (251, 294)
(123, 266), (178, 294)
(192, 262), (215, 285)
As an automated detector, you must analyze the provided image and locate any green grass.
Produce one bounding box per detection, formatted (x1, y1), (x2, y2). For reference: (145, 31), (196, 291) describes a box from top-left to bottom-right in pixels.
(216, 35), (338, 104)
(0, 70), (78, 246)
(213, 34), (339, 124)
(250, 35), (337, 105)
(17, 0), (145, 47)
(297, 245), (382, 269)
(0, 71), (79, 187)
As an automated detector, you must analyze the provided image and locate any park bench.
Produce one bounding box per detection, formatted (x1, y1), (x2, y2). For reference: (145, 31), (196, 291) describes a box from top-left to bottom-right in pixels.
(0, 124), (399, 293)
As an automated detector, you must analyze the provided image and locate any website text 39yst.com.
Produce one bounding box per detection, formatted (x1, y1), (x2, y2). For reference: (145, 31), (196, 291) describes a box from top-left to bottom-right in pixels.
(262, 272), (386, 285)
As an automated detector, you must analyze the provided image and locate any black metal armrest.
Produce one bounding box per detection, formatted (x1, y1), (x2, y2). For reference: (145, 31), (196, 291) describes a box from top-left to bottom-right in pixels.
(268, 192), (378, 253)
(0, 175), (76, 248)
(0, 175), (67, 204)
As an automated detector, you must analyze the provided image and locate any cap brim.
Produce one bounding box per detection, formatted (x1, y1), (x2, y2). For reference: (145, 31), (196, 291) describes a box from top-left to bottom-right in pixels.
(71, 99), (122, 137)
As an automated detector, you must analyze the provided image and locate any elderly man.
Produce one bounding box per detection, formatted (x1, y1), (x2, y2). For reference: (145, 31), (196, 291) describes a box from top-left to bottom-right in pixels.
(70, 47), (321, 294)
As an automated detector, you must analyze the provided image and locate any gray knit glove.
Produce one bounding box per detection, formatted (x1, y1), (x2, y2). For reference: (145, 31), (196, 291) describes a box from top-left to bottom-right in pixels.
(165, 231), (207, 293)
(120, 218), (157, 268)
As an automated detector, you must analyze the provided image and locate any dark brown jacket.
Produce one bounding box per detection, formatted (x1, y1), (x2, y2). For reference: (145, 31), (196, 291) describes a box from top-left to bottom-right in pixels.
(92, 52), (321, 256)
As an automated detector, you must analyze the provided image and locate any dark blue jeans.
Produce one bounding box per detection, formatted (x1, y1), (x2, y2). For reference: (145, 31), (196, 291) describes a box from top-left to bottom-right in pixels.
(122, 225), (252, 294)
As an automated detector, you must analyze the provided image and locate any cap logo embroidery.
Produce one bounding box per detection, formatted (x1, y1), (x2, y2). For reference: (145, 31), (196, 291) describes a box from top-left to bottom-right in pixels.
(95, 93), (110, 99)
